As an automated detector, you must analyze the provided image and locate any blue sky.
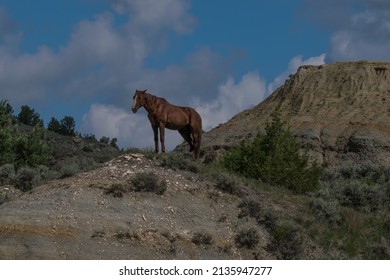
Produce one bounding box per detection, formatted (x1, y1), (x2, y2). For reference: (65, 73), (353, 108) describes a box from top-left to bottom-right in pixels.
(1, 0), (390, 149)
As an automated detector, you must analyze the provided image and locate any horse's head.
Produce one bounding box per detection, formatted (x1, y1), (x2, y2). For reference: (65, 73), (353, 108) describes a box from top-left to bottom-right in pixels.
(131, 89), (147, 113)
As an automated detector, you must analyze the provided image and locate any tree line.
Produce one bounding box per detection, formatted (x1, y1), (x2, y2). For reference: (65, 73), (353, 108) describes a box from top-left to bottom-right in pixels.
(11, 103), (76, 136)
(0, 100), (119, 165)
(1, 100), (118, 147)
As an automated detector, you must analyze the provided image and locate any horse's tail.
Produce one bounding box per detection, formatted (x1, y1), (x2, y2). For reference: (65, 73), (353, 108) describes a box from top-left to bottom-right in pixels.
(189, 108), (202, 159)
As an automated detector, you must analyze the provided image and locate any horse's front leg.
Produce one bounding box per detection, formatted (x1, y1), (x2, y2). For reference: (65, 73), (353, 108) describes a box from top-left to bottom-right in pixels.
(159, 124), (166, 158)
(152, 124), (159, 153)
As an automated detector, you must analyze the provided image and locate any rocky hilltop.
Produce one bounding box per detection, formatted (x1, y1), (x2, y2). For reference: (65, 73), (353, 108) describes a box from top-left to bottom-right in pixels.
(1, 154), (293, 260)
(202, 61), (390, 167)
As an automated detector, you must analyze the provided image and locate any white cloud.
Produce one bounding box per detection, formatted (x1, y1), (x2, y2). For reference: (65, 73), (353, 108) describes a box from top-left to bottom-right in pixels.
(300, 0), (390, 62)
(328, 8), (390, 61)
(111, 0), (195, 33)
(0, 0), (199, 109)
(193, 71), (266, 131)
(267, 54), (326, 94)
(82, 103), (143, 148)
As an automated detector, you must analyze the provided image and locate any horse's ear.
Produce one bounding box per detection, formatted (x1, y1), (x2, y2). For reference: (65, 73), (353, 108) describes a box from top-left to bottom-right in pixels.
(142, 89), (147, 93)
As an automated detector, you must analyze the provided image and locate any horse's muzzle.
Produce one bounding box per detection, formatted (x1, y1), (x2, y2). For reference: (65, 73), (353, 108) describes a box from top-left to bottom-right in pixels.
(131, 105), (139, 113)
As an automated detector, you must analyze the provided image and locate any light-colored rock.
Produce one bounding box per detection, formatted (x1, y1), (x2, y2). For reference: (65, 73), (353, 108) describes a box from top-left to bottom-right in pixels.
(201, 61), (390, 167)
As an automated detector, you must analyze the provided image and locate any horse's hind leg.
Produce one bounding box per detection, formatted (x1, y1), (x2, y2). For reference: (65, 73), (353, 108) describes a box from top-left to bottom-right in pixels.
(151, 124), (159, 153)
(178, 126), (194, 152)
(192, 129), (201, 159)
(159, 124), (166, 158)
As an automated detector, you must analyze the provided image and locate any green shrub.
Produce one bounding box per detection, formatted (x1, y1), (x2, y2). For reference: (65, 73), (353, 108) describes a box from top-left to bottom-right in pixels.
(131, 172), (167, 195)
(238, 198), (261, 219)
(0, 164), (15, 185)
(309, 198), (343, 226)
(214, 173), (242, 195)
(0, 100), (13, 127)
(235, 228), (260, 249)
(21, 125), (51, 167)
(1, 122), (50, 168)
(59, 160), (80, 178)
(35, 165), (59, 182)
(105, 183), (128, 198)
(267, 224), (302, 259)
(322, 163), (390, 184)
(364, 243), (390, 260)
(336, 181), (389, 212)
(15, 166), (38, 191)
(0, 126), (18, 166)
(223, 111), (323, 193)
(258, 210), (279, 231)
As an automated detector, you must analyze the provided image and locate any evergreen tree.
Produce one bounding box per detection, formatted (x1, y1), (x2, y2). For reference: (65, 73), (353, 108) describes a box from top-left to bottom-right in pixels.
(60, 116), (76, 136)
(17, 105), (43, 126)
(47, 117), (62, 133)
(1, 100), (51, 168)
(0, 100), (13, 127)
(110, 138), (119, 149)
(99, 136), (110, 144)
(0, 100), (17, 165)
(223, 111), (323, 193)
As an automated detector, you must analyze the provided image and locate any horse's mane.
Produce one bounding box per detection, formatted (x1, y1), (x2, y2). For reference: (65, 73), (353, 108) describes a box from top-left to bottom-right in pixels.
(145, 92), (168, 103)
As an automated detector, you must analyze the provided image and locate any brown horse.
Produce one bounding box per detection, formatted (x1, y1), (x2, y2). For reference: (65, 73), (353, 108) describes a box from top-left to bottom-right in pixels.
(131, 89), (202, 159)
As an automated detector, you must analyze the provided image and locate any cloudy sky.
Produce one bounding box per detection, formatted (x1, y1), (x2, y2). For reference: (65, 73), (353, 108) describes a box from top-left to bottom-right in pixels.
(1, 0), (390, 150)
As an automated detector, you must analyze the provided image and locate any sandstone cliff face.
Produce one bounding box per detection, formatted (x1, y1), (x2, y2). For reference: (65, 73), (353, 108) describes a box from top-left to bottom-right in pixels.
(203, 61), (390, 166)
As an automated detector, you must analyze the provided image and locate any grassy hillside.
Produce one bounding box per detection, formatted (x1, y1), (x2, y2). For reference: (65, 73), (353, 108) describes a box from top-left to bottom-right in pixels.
(170, 112), (390, 259)
(0, 100), (122, 192)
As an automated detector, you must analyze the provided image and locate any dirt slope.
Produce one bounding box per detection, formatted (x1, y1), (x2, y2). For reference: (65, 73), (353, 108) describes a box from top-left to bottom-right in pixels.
(0, 154), (280, 260)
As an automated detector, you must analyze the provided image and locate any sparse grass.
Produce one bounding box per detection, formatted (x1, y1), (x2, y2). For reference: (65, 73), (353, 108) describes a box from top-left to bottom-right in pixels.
(191, 231), (213, 245)
(125, 147), (156, 159)
(162, 152), (200, 173)
(214, 173), (243, 196)
(91, 230), (105, 238)
(115, 231), (140, 242)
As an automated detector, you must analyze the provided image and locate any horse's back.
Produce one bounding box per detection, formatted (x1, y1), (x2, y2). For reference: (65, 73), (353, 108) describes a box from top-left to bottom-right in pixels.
(156, 96), (201, 131)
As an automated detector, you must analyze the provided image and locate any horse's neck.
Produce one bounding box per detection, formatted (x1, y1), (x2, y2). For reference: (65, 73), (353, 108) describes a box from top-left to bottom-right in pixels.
(145, 94), (162, 113)
(144, 94), (171, 115)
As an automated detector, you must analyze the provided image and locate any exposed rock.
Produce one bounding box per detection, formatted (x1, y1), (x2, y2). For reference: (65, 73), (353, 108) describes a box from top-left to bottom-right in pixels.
(201, 61), (390, 167)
